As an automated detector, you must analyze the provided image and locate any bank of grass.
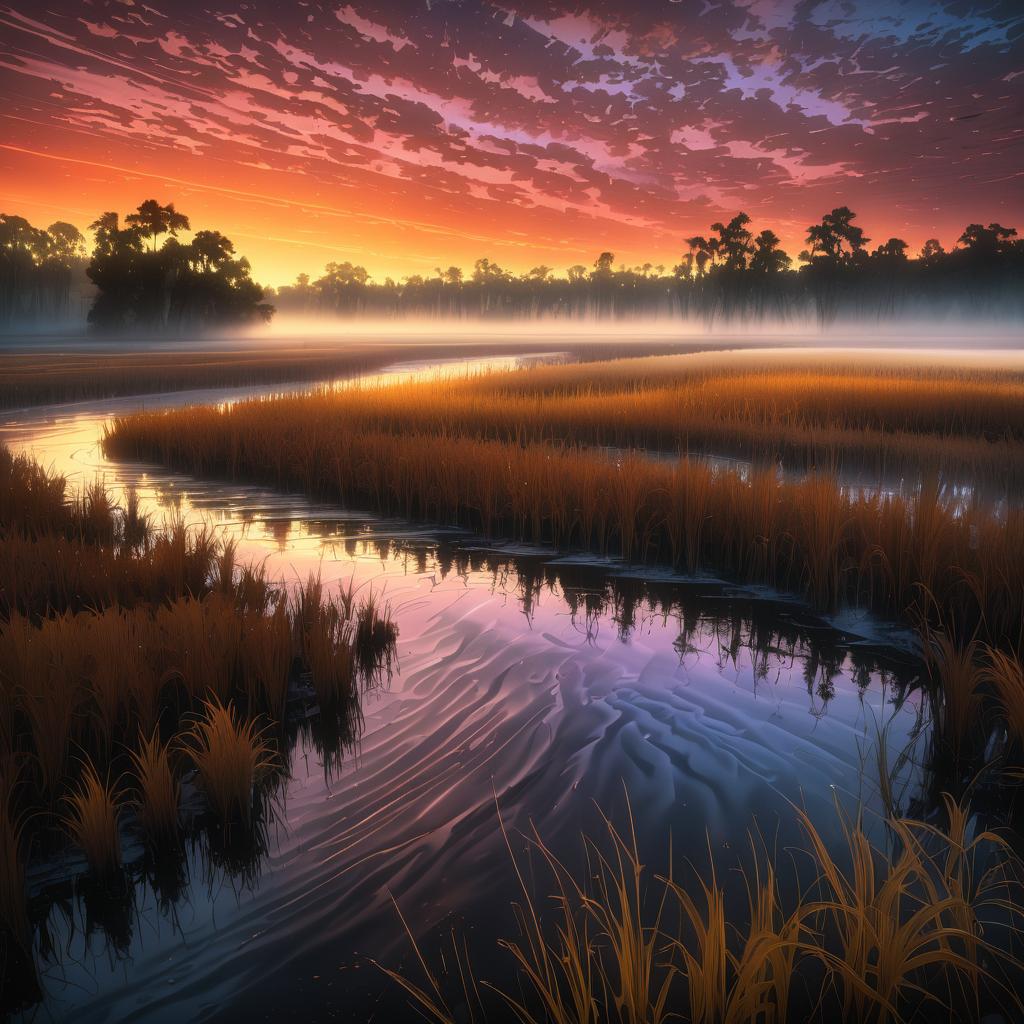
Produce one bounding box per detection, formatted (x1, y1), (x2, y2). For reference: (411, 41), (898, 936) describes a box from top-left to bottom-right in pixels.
(0, 337), (721, 409)
(105, 388), (1024, 653)
(0, 445), (397, 1007)
(0, 345), (412, 408)
(105, 350), (1024, 486)
(384, 796), (1024, 1024)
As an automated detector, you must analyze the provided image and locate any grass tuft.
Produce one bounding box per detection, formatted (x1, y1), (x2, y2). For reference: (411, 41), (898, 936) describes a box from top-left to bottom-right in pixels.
(177, 696), (276, 826)
(61, 759), (122, 880)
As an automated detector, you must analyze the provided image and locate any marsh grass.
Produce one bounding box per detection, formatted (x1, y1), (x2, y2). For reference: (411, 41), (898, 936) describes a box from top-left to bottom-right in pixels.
(105, 355), (1024, 494)
(61, 760), (122, 880)
(0, 445), (400, 1003)
(385, 796), (1024, 1024)
(0, 524), (219, 620)
(129, 730), (181, 846)
(923, 631), (985, 762)
(304, 599), (354, 708)
(177, 696), (276, 826)
(354, 591), (398, 680)
(106, 401), (1024, 650)
(983, 647), (1024, 752)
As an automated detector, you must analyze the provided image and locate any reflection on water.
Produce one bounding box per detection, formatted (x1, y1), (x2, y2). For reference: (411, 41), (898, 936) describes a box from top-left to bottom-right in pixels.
(3, 353), (941, 1022)
(19, 546), (927, 1022)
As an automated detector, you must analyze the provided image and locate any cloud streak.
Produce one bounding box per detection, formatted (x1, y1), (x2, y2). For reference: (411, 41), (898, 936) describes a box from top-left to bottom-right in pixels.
(0, 0), (1020, 283)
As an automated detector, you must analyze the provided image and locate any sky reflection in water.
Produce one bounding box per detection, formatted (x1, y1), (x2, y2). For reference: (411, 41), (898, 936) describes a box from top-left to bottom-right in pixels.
(4, 353), (932, 1022)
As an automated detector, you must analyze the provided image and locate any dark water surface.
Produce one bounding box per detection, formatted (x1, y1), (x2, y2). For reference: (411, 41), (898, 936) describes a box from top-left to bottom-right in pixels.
(4, 351), (934, 1022)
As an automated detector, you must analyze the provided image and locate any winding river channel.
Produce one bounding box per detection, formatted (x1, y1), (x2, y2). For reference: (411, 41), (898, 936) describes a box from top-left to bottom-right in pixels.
(4, 349), (931, 1022)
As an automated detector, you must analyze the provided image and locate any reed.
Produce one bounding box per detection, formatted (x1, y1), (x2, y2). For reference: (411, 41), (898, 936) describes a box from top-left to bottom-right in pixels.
(10, 614), (84, 800)
(0, 573), (396, 827)
(983, 646), (1024, 751)
(304, 599), (354, 708)
(241, 599), (293, 714)
(354, 592), (398, 680)
(922, 631), (985, 761)
(0, 525), (217, 620)
(177, 696), (276, 825)
(0, 444), (68, 537)
(104, 354), (1024, 494)
(156, 594), (242, 703)
(128, 730), (180, 846)
(61, 760), (122, 880)
(385, 796), (1024, 1024)
(105, 396), (1024, 650)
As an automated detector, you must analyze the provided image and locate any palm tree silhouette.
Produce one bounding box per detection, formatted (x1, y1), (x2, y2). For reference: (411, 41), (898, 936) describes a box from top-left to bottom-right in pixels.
(125, 200), (191, 252)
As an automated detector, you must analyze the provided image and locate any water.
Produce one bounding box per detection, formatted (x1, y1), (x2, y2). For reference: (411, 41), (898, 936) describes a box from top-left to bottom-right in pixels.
(4, 350), (933, 1022)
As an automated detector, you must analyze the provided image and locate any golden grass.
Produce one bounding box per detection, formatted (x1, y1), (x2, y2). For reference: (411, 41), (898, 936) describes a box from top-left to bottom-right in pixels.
(0, 528), (219, 619)
(385, 796), (1024, 1024)
(983, 646), (1024, 751)
(105, 394), (1024, 649)
(0, 444), (399, 987)
(104, 353), (1024, 489)
(923, 632), (985, 761)
(177, 696), (276, 826)
(241, 598), (293, 714)
(0, 444), (152, 548)
(129, 730), (181, 846)
(61, 759), (121, 879)
(304, 598), (354, 708)
(354, 591), (398, 680)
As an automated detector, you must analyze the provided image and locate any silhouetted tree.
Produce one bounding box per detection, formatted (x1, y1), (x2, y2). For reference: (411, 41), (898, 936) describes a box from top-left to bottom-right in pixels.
(805, 206), (870, 264)
(958, 223), (1017, 259)
(85, 199), (272, 332)
(125, 200), (190, 252)
(712, 213), (754, 270)
(6, 202), (1021, 330)
(749, 230), (791, 274)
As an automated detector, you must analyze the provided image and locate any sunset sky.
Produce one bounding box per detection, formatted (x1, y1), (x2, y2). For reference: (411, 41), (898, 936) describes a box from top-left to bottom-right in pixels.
(1, 0), (1022, 286)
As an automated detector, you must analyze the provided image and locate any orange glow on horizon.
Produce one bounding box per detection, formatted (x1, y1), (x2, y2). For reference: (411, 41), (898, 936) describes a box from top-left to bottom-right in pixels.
(3, 141), (1000, 288)
(0, 3), (1020, 288)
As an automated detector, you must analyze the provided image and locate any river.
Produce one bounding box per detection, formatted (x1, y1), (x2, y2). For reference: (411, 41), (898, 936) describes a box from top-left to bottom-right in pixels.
(4, 348), (929, 1022)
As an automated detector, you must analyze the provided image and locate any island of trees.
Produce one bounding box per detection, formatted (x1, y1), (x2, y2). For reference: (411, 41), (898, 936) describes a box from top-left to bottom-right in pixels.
(0, 201), (272, 331)
(1, 202), (1021, 331)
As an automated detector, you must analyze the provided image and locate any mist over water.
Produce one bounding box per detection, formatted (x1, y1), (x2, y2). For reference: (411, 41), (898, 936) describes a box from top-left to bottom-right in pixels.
(253, 313), (1024, 350)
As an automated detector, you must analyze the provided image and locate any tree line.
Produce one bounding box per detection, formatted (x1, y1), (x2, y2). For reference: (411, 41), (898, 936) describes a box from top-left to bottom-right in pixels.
(0, 201), (272, 331)
(0, 215), (87, 325)
(2, 203), (1021, 330)
(269, 207), (1024, 325)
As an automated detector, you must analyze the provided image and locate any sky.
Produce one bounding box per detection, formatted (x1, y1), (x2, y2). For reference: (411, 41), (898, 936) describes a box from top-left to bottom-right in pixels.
(0, 0), (1022, 287)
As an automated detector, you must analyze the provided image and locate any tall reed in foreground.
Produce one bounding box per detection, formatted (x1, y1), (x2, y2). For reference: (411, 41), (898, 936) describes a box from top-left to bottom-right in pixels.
(129, 730), (180, 847)
(983, 646), (1024, 752)
(922, 630), (985, 763)
(177, 697), (276, 826)
(382, 796), (1024, 1024)
(61, 760), (122, 880)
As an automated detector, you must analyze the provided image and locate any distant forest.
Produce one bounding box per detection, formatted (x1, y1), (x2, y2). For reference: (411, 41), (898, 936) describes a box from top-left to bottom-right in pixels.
(269, 209), (1024, 325)
(1, 203), (1022, 331)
